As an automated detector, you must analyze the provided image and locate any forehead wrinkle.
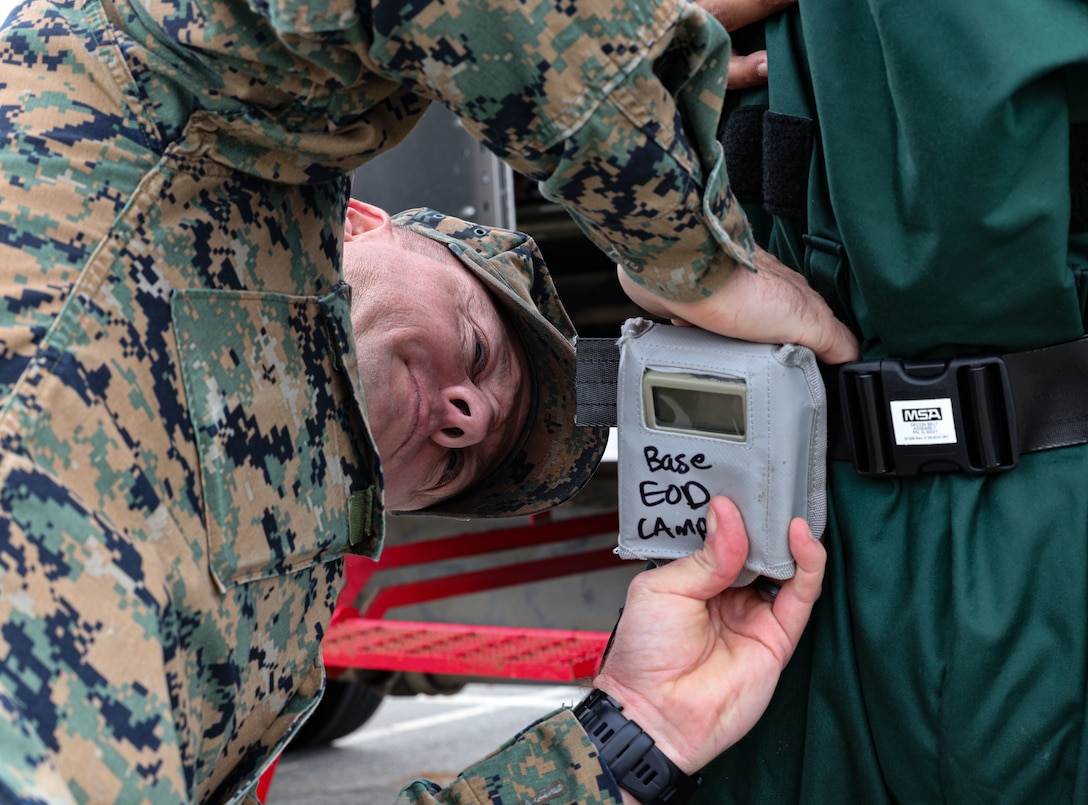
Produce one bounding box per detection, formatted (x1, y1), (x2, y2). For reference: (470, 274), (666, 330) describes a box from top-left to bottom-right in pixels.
(394, 223), (488, 319)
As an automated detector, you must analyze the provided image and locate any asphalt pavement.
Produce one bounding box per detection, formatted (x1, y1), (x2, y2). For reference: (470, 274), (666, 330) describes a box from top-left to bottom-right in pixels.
(265, 683), (586, 805)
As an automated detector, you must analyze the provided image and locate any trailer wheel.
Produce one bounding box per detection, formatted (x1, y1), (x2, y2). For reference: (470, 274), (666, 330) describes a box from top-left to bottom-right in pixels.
(287, 680), (385, 750)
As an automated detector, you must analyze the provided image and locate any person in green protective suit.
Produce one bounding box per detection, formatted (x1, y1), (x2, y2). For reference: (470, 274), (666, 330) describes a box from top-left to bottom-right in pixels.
(679, 2), (1088, 803)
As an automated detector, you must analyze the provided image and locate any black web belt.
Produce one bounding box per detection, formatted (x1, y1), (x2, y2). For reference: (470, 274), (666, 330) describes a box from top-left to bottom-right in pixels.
(576, 335), (1088, 478)
(824, 336), (1088, 477)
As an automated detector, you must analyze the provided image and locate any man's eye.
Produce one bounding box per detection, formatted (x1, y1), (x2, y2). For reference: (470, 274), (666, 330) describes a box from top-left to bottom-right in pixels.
(473, 331), (488, 374)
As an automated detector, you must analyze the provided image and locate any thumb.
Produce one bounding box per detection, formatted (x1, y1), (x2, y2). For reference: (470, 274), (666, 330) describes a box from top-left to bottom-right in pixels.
(643, 496), (751, 600)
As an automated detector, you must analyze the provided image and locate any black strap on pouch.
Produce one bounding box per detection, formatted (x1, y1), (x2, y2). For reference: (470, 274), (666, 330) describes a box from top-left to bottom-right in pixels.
(574, 337), (621, 428)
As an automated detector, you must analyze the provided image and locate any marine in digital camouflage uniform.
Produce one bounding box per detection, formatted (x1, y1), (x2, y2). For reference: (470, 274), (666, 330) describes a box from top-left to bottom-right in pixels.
(0, 0), (757, 801)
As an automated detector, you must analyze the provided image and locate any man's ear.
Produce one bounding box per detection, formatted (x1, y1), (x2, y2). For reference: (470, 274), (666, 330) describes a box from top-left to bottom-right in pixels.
(344, 199), (393, 242)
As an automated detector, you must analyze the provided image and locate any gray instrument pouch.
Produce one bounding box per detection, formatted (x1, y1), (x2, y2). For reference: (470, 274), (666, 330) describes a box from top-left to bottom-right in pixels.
(614, 319), (827, 586)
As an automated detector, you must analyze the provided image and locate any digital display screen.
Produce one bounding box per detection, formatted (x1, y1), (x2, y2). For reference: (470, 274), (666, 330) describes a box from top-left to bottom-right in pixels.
(644, 370), (746, 441)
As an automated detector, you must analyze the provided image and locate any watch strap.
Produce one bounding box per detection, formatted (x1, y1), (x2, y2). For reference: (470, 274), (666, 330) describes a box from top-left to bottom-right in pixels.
(573, 689), (702, 805)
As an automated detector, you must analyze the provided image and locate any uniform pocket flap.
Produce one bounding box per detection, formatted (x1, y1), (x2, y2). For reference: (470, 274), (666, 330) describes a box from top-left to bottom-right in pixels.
(172, 287), (379, 590)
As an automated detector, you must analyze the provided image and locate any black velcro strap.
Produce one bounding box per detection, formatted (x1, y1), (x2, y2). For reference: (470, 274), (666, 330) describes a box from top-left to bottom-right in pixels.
(826, 336), (1088, 475)
(722, 104), (768, 205)
(1071, 122), (1088, 233)
(762, 112), (814, 219)
(575, 337), (620, 428)
(720, 106), (814, 219)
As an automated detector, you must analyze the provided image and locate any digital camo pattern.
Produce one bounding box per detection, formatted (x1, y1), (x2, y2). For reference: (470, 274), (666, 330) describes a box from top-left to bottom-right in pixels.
(362, 0), (758, 298)
(0, 1), (382, 801)
(118, 0), (756, 296)
(394, 710), (623, 805)
(0, 0), (747, 800)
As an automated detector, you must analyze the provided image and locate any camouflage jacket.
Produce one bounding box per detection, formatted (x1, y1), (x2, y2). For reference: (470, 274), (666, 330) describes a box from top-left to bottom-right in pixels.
(0, 0), (748, 801)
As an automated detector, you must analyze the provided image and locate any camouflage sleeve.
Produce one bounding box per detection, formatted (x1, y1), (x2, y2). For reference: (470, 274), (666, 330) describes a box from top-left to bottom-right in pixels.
(0, 685), (78, 805)
(119, 0), (754, 300)
(363, 0), (757, 303)
(391, 709), (622, 805)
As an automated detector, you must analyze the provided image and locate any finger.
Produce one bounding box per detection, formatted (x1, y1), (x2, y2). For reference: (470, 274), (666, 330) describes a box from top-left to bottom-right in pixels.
(644, 496), (751, 600)
(727, 51), (768, 90)
(699, 0), (796, 31)
(808, 317), (862, 365)
(749, 248), (861, 363)
(798, 314), (860, 364)
(767, 517), (826, 646)
(620, 242), (860, 364)
(704, 256), (861, 364)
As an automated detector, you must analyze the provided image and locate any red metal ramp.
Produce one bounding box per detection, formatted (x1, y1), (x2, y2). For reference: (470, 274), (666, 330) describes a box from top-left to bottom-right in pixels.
(323, 617), (611, 682)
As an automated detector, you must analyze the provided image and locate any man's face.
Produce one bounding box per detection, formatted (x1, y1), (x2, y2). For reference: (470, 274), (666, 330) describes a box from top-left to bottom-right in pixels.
(346, 230), (531, 512)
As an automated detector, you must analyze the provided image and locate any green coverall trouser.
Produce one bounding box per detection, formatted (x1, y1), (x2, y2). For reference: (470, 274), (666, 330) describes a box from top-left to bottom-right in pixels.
(698, 2), (1088, 802)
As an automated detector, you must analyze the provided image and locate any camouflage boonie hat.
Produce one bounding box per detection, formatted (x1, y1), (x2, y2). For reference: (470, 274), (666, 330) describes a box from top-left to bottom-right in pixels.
(390, 207), (608, 518)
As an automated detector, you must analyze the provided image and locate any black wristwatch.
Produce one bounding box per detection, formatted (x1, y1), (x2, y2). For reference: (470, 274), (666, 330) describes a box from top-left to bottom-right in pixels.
(573, 689), (703, 805)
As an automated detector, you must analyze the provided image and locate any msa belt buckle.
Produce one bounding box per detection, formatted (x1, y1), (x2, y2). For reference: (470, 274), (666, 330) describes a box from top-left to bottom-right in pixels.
(839, 355), (1019, 477)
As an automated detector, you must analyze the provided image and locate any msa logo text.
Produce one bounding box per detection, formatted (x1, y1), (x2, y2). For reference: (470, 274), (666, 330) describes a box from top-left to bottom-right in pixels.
(901, 407), (943, 422)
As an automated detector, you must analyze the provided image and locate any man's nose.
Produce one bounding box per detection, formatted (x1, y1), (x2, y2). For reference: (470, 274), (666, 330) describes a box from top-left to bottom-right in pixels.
(430, 385), (493, 448)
